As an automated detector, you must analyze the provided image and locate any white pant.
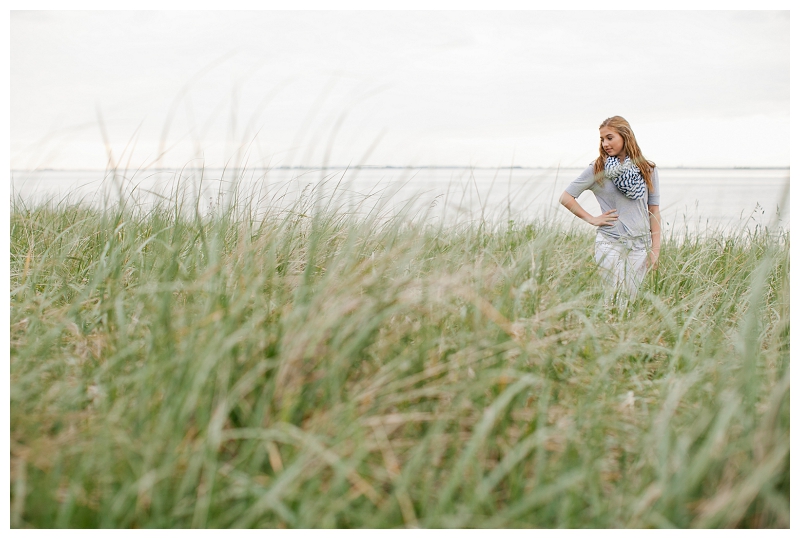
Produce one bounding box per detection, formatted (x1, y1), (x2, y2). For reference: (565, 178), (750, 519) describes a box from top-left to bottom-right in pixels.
(595, 237), (648, 301)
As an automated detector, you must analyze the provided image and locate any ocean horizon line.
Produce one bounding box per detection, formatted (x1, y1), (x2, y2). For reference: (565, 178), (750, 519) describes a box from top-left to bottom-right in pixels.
(10, 165), (791, 173)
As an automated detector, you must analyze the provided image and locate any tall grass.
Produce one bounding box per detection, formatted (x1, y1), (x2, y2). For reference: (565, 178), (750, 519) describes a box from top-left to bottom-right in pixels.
(10, 179), (789, 528)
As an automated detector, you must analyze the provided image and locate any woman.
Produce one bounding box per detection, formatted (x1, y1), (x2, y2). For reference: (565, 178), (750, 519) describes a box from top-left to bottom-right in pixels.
(559, 116), (661, 302)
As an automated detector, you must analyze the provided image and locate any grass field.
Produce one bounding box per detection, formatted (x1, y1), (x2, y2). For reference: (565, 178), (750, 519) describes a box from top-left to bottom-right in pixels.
(10, 182), (789, 528)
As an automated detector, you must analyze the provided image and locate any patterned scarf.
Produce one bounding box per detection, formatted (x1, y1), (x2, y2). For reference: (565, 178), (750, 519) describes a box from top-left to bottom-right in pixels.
(604, 156), (646, 200)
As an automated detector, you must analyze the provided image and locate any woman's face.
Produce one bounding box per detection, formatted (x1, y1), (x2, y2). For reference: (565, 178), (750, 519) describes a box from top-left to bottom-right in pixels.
(600, 127), (626, 159)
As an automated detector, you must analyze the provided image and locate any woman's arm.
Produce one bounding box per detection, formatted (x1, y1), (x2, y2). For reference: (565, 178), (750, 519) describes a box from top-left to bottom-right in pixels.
(648, 205), (661, 269)
(559, 191), (618, 227)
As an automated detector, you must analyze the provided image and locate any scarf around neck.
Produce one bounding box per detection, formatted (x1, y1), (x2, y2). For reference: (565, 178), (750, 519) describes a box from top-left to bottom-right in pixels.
(604, 156), (647, 200)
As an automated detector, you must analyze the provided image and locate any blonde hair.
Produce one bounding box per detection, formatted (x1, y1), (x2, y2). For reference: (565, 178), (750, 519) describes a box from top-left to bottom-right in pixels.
(593, 116), (656, 191)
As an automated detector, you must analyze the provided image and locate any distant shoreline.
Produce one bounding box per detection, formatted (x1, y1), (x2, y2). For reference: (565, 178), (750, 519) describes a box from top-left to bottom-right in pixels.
(10, 165), (792, 173)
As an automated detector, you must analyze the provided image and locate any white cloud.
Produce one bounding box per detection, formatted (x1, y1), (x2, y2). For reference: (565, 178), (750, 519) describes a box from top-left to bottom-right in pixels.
(11, 10), (789, 169)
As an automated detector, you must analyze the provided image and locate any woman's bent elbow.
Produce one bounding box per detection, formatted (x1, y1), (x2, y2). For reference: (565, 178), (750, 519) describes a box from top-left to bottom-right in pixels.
(559, 192), (574, 207)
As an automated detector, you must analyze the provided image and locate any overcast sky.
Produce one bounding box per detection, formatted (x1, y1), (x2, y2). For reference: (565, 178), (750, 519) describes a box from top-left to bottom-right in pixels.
(10, 10), (789, 170)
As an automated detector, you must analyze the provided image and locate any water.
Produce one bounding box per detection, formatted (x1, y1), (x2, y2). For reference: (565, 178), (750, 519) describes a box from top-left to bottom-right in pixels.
(10, 167), (790, 235)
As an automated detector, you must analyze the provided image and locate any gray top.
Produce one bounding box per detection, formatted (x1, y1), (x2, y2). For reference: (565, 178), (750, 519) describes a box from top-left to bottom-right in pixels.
(565, 163), (660, 249)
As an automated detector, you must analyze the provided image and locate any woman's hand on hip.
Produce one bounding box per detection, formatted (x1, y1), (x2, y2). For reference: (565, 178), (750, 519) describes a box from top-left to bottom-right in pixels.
(589, 209), (618, 227)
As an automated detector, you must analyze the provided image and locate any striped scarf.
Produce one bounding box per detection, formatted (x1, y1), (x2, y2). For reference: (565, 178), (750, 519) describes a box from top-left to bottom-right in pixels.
(604, 156), (647, 200)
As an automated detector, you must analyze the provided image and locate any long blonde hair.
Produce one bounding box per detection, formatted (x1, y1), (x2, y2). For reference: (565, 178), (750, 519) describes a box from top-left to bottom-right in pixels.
(593, 116), (656, 191)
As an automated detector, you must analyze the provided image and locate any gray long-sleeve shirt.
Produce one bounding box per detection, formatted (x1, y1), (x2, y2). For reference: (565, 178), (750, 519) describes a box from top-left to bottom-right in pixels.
(565, 164), (660, 250)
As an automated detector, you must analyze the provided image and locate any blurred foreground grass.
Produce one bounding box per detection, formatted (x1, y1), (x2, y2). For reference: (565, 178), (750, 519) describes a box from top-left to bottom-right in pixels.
(10, 185), (789, 528)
